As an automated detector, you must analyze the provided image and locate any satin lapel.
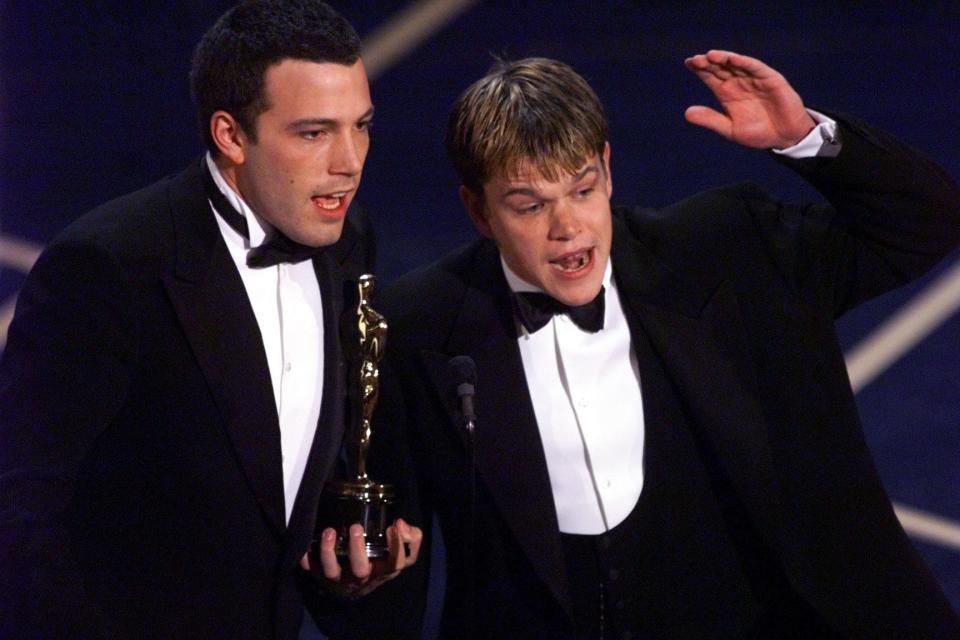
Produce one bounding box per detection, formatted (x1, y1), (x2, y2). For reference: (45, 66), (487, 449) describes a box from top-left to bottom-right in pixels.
(610, 216), (787, 549)
(425, 242), (572, 615)
(284, 252), (349, 551)
(162, 161), (286, 535)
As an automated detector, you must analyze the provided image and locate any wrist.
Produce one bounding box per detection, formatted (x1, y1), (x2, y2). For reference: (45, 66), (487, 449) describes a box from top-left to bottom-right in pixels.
(775, 114), (818, 150)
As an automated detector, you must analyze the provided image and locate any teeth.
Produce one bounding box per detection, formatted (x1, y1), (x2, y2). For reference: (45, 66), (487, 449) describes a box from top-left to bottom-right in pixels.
(314, 195), (343, 210)
(550, 251), (589, 272)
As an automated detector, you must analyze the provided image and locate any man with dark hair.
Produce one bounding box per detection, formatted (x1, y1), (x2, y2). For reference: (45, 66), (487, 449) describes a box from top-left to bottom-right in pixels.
(374, 52), (960, 637)
(0, 1), (420, 638)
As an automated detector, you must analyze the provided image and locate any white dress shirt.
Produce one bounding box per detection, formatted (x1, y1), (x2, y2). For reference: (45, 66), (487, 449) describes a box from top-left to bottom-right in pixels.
(507, 261), (645, 535)
(505, 111), (839, 535)
(205, 154), (324, 525)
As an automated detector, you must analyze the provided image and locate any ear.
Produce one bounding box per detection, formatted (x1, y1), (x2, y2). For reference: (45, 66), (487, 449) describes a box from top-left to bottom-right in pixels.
(210, 110), (248, 166)
(460, 185), (493, 238)
(602, 141), (613, 199)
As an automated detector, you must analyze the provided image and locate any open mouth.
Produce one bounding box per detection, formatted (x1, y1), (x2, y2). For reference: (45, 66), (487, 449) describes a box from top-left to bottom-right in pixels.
(549, 248), (593, 274)
(312, 191), (348, 211)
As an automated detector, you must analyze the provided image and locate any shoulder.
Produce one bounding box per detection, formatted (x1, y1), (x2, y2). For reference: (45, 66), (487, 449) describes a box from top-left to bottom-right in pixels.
(615, 181), (777, 257)
(50, 162), (203, 270)
(379, 241), (486, 310)
(376, 239), (493, 336)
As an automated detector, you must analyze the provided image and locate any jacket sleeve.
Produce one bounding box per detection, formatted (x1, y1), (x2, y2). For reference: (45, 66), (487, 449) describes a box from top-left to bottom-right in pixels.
(760, 112), (960, 317)
(0, 238), (138, 639)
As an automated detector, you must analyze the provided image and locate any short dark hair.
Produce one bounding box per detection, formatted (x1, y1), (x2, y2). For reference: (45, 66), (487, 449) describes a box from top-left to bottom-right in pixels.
(190, 0), (362, 154)
(446, 57), (608, 193)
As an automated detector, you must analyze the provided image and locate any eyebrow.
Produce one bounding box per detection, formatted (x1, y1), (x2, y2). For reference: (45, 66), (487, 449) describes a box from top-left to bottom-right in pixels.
(501, 165), (599, 199)
(571, 165), (599, 183)
(287, 106), (375, 130)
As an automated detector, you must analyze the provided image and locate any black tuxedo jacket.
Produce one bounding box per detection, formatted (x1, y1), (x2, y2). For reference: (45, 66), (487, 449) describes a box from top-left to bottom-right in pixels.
(0, 159), (376, 639)
(372, 118), (960, 637)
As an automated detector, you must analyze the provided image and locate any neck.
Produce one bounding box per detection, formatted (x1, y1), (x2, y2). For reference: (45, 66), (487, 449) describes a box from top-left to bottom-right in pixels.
(212, 153), (243, 197)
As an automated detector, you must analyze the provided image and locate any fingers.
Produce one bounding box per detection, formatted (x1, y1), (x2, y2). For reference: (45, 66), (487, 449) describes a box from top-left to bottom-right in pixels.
(398, 518), (422, 565)
(708, 50), (766, 75)
(383, 518), (423, 574)
(385, 523), (404, 573)
(318, 527), (343, 581)
(685, 50), (770, 80)
(347, 523), (371, 580)
(303, 521), (423, 598)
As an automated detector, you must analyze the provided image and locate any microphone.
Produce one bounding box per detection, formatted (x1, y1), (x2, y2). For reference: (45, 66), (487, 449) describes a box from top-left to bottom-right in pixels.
(449, 355), (477, 433)
(449, 354), (478, 633)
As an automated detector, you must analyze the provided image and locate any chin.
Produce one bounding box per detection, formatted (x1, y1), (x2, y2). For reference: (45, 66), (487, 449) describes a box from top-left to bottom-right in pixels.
(294, 224), (345, 248)
(552, 285), (602, 307)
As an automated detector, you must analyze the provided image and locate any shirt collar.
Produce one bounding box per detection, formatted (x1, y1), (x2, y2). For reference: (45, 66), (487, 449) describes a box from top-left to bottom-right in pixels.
(204, 152), (270, 249)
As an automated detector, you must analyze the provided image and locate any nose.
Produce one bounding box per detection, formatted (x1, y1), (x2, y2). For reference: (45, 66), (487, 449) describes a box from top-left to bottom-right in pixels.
(330, 129), (364, 176)
(548, 200), (580, 241)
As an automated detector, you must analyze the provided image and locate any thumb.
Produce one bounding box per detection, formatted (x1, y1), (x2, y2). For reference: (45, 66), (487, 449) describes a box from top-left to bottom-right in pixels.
(684, 105), (732, 140)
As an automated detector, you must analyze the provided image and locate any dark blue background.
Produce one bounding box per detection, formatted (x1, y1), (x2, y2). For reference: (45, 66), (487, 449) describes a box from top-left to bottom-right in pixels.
(2, 0), (958, 630)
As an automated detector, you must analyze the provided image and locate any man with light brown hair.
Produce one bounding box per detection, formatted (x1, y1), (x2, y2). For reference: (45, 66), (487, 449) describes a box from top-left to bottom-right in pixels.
(374, 52), (960, 637)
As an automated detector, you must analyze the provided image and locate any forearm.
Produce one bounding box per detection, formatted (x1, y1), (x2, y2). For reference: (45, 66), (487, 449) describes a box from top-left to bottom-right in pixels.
(772, 113), (960, 314)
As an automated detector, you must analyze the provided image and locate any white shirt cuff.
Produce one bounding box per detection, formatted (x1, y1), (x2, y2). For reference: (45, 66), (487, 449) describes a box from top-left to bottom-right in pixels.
(772, 109), (842, 159)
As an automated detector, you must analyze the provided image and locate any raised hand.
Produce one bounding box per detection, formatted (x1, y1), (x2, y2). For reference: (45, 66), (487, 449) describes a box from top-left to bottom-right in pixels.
(684, 50), (816, 150)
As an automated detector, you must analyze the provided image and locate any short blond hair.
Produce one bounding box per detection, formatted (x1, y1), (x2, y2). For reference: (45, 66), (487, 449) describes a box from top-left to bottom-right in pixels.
(445, 57), (608, 192)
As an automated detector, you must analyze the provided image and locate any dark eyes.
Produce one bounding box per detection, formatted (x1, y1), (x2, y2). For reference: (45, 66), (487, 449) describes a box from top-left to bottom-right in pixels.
(509, 182), (596, 214)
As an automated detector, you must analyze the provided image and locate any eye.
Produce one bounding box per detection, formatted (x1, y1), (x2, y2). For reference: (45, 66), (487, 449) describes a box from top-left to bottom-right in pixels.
(518, 202), (542, 215)
(356, 119), (373, 132)
(301, 129), (325, 140)
(577, 187), (594, 198)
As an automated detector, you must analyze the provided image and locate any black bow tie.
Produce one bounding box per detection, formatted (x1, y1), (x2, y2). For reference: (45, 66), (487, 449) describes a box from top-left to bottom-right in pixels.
(201, 160), (326, 268)
(512, 287), (606, 334)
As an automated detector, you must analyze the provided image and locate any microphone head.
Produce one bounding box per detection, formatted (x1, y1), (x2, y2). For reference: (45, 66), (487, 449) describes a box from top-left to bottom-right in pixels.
(449, 355), (477, 386)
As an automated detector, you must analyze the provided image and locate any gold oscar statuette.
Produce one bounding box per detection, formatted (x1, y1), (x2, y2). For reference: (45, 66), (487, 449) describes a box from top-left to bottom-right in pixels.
(313, 274), (395, 559)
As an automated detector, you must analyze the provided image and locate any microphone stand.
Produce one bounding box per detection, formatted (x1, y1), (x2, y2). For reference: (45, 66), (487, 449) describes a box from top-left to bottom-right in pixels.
(451, 356), (477, 638)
